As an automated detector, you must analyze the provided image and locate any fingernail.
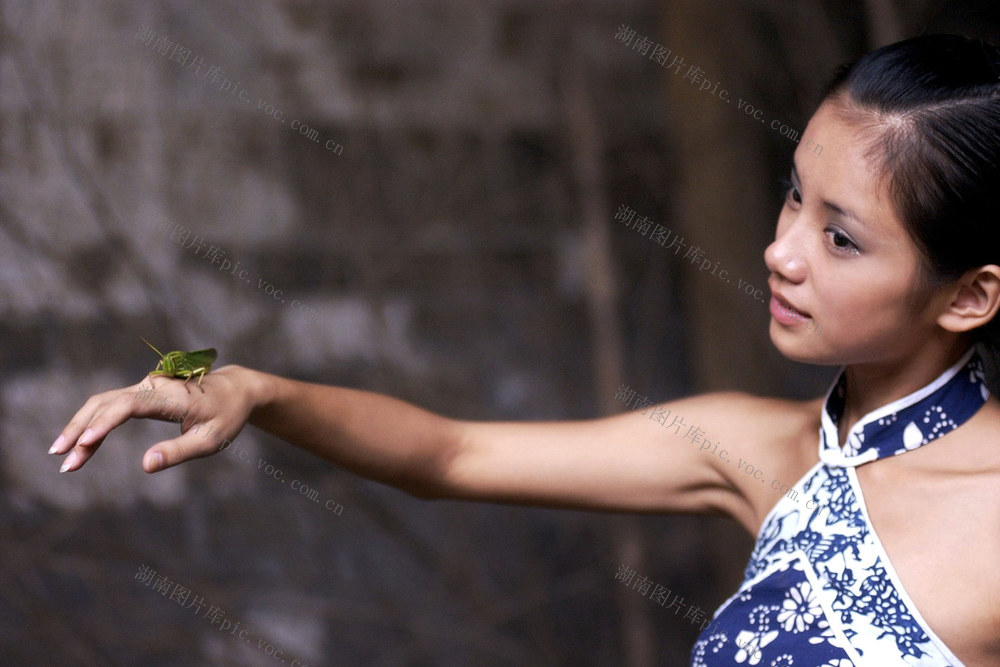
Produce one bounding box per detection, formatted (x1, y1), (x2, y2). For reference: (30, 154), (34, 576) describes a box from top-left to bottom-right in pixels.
(59, 451), (79, 473)
(49, 435), (65, 455)
(147, 451), (163, 472)
(77, 429), (94, 446)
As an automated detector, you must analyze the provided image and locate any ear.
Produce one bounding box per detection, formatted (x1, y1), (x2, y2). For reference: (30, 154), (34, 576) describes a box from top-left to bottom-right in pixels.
(936, 265), (1000, 333)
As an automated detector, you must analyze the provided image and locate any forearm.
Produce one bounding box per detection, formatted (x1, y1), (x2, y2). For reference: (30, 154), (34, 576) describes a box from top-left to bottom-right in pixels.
(244, 368), (462, 497)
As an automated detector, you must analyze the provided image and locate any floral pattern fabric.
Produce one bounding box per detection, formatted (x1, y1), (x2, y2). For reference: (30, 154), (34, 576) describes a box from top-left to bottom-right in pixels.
(690, 348), (987, 666)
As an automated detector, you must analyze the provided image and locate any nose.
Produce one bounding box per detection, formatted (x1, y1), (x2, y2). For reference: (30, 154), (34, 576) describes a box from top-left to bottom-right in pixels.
(764, 216), (808, 284)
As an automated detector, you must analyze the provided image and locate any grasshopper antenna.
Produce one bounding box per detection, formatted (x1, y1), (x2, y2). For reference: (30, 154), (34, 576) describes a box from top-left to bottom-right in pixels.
(139, 336), (165, 359)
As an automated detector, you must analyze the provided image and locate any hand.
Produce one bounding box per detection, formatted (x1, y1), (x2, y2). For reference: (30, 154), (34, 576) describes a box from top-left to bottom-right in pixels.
(50, 365), (262, 473)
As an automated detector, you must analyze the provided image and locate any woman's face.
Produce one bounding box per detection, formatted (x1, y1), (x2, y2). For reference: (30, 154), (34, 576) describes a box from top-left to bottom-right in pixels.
(764, 97), (950, 366)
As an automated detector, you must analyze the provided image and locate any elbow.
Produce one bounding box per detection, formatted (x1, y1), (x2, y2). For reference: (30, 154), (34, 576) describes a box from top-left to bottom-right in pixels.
(395, 421), (466, 501)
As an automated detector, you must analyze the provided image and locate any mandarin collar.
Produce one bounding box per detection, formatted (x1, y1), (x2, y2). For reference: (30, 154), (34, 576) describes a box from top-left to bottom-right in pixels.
(818, 347), (989, 467)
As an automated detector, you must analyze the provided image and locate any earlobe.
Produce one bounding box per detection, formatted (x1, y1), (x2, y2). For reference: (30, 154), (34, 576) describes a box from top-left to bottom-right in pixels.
(937, 266), (1000, 333)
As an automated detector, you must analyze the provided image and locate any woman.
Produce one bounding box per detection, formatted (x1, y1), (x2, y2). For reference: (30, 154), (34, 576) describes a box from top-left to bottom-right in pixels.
(52, 35), (1000, 665)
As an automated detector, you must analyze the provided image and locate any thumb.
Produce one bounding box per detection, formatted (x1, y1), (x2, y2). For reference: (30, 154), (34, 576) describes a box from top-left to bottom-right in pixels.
(143, 430), (225, 473)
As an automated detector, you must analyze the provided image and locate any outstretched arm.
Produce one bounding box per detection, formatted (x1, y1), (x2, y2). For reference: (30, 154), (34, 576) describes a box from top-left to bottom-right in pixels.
(250, 371), (742, 513)
(51, 365), (814, 527)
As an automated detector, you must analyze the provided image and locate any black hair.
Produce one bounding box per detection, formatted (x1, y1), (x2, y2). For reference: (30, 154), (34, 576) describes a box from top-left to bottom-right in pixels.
(820, 34), (1000, 367)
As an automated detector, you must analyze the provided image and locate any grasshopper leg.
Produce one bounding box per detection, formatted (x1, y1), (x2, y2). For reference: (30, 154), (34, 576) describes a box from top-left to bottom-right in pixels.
(184, 368), (208, 393)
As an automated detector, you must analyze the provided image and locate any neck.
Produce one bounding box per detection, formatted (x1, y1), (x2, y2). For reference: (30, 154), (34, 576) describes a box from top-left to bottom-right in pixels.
(837, 338), (972, 448)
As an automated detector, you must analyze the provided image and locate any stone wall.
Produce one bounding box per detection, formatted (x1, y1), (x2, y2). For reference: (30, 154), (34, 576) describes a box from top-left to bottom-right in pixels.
(2, 0), (992, 664)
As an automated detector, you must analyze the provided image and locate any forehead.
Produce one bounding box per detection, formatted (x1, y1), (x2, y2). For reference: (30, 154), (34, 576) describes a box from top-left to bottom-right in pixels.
(794, 98), (911, 243)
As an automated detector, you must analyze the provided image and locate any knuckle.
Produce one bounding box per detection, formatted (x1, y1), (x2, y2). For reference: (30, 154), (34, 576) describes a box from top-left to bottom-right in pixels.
(79, 395), (103, 412)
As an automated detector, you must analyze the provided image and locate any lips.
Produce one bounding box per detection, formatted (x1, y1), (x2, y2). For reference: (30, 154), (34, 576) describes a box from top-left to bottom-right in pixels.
(772, 294), (808, 318)
(767, 281), (809, 316)
(768, 288), (811, 327)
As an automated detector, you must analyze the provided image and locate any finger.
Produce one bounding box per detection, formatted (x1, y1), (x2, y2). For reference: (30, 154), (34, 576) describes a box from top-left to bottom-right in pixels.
(49, 432), (74, 456)
(49, 388), (127, 456)
(81, 390), (150, 441)
(58, 437), (107, 473)
(143, 428), (226, 473)
(51, 383), (150, 466)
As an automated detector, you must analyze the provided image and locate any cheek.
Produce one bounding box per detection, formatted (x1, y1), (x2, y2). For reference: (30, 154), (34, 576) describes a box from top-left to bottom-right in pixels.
(819, 270), (919, 331)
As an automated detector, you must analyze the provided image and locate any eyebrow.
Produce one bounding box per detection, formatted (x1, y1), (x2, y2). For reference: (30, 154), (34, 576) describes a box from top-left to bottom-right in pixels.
(791, 164), (871, 230)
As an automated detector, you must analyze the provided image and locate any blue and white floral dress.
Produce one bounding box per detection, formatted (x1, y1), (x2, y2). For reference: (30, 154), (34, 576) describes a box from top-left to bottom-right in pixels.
(691, 347), (989, 666)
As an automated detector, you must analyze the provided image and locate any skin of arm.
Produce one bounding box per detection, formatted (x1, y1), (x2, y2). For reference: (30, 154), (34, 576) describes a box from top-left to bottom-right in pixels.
(248, 370), (822, 530)
(243, 367), (747, 515)
(53, 365), (820, 532)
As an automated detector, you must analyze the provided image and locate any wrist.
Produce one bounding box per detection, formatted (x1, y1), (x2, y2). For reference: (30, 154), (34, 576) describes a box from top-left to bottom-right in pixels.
(237, 366), (280, 422)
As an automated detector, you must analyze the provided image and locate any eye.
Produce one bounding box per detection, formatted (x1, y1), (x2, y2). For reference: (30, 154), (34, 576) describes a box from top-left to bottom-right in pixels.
(778, 177), (801, 206)
(825, 227), (859, 254)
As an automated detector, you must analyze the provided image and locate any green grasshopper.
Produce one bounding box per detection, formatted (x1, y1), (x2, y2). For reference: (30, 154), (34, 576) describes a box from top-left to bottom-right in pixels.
(140, 337), (218, 393)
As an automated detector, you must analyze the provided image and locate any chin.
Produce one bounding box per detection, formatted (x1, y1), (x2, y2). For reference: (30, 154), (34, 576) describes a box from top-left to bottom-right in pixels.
(768, 320), (840, 366)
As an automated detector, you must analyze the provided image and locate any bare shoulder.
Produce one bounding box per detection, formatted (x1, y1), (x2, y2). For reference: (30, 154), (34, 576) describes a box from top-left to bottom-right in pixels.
(674, 391), (824, 533)
(675, 390), (821, 437)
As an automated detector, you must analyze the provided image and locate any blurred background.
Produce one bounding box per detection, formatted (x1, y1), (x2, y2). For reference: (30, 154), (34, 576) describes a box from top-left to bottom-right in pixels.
(1, 0), (998, 665)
